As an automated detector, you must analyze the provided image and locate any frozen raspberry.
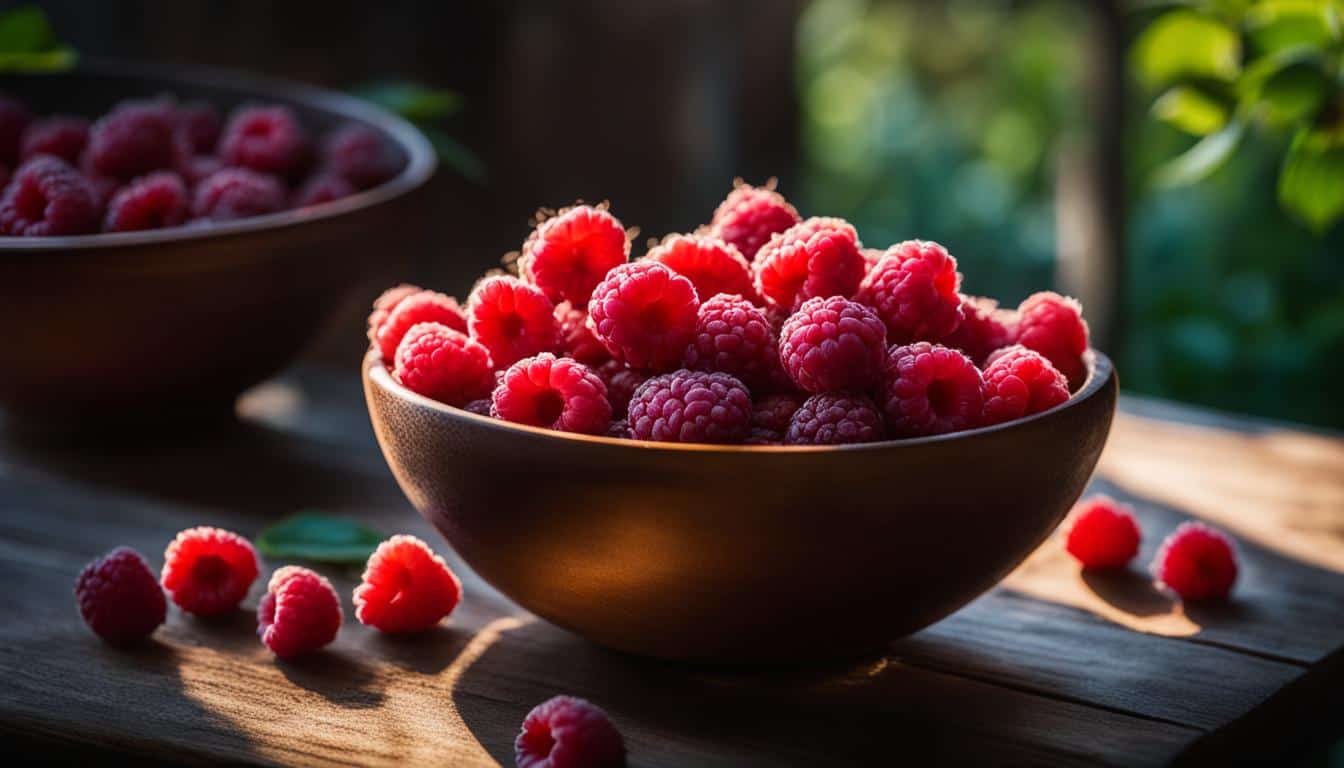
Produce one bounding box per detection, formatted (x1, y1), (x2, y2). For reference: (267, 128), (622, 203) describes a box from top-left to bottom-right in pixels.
(492, 353), (612, 434)
(0, 155), (99, 236)
(219, 105), (309, 177)
(605, 419), (631, 439)
(745, 427), (783, 445)
(648, 234), (756, 304)
(293, 172), (355, 207)
(324, 124), (402, 189)
(752, 393), (802, 434)
(516, 695), (625, 768)
(786, 393), (885, 445)
(464, 398), (493, 416)
(520, 205), (630, 305)
(555, 301), (611, 366)
(354, 535), (462, 634)
(174, 101), (221, 154)
(394, 322), (495, 406)
(103, 172), (189, 232)
(597, 361), (648, 418)
(467, 275), (559, 368)
(1016, 291), (1089, 388)
(708, 182), (801, 261)
(628, 370), (752, 443)
(257, 566), (342, 659)
(20, 116), (89, 164)
(1064, 496), (1141, 570)
(943, 295), (1016, 365)
(587, 261), (699, 372)
(981, 345), (1070, 425)
(161, 526), (260, 617)
(1151, 522), (1238, 601)
(753, 217), (865, 311)
(682, 294), (783, 391)
(75, 546), (166, 645)
(374, 289), (468, 361)
(88, 102), (176, 179)
(0, 96), (32, 165)
(191, 168), (286, 221)
(857, 240), (964, 344)
(880, 342), (985, 438)
(778, 296), (886, 393)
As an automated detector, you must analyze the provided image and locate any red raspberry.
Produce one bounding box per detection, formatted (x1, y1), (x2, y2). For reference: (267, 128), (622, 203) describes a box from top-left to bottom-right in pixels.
(515, 695), (626, 768)
(1151, 522), (1238, 601)
(394, 322), (495, 406)
(555, 301), (611, 367)
(467, 275), (559, 368)
(354, 535), (462, 633)
(1016, 291), (1089, 388)
(1064, 496), (1140, 570)
(746, 427), (783, 445)
(75, 546), (166, 645)
(786, 393), (885, 445)
(293, 172), (355, 208)
(0, 96), (32, 165)
(88, 102), (176, 179)
(778, 296), (887, 393)
(464, 398), (493, 416)
(257, 566), (342, 659)
(597, 360), (648, 418)
(628, 370), (752, 443)
(587, 261), (699, 372)
(605, 419), (631, 439)
(323, 124), (402, 189)
(219, 105), (310, 177)
(103, 171), (189, 232)
(708, 182), (801, 261)
(191, 168), (286, 221)
(682, 293), (783, 391)
(161, 526), (260, 617)
(0, 155), (99, 236)
(752, 393), (802, 433)
(20, 116), (89, 164)
(943, 295), (1016, 365)
(520, 205), (630, 305)
(492, 353), (612, 434)
(857, 240), (964, 344)
(753, 217), (865, 311)
(174, 101), (221, 154)
(981, 345), (1070, 425)
(177, 154), (223, 187)
(880, 342), (985, 438)
(374, 289), (468, 361)
(648, 234), (756, 304)
(861, 247), (883, 275)
(367, 283), (421, 340)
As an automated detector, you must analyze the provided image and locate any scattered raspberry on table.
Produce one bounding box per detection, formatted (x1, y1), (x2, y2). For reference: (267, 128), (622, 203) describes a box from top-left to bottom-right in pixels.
(515, 695), (626, 768)
(354, 535), (462, 634)
(161, 526), (260, 617)
(1152, 522), (1238, 601)
(257, 566), (343, 659)
(75, 546), (167, 645)
(1064, 496), (1141, 570)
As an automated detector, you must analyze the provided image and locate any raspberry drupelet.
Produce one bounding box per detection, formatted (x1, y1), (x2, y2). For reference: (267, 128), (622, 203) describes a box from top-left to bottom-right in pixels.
(942, 295), (1016, 365)
(753, 217), (865, 311)
(786, 393), (886, 445)
(515, 695), (626, 768)
(597, 360), (649, 418)
(648, 234), (757, 304)
(555, 301), (611, 367)
(75, 546), (167, 645)
(257, 566), (342, 659)
(293, 172), (356, 208)
(587, 261), (700, 372)
(103, 172), (190, 232)
(394, 322), (495, 406)
(354, 535), (462, 634)
(752, 392), (803, 434)
(857, 240), (964, 344)
(219, 105), (310, 177)
(322, 123), (402, 189)
(1015, 291), (1090, 388)
(492, 353), (612, 435)
(880, 342), (985, 438)
(191, 168), (286, 221)
(374, 289), (468, 362)
(0, 155), (99, 236)
(520, 204), (630, 306)
(682, 293), (783, 391)
(161, 526), (260, 617)
(778, 296), (887, 393)
(981, 345), (1070, 425)
(708, 181), (801, 262)
(1065, 496), (1141, 569)
(87, 101), (177, 179)
(467, 275), (559, 369)
(627, 370), (752, 443)
(20, 116), (89, 165)
(1152, 522), (1238, 601)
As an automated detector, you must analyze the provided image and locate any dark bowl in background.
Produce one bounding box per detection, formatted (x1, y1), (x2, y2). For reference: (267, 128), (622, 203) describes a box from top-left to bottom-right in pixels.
(0, 61), (435, 426)
(364, 349), (1118, 664)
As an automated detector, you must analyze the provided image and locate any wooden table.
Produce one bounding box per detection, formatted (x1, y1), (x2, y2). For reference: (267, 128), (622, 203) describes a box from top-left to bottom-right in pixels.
(2, 369), (1341, 766)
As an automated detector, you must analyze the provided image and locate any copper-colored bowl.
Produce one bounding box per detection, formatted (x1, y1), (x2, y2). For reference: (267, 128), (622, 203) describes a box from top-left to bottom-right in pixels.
(0, 62), (435, 422)
(364, 350), (1117, 663)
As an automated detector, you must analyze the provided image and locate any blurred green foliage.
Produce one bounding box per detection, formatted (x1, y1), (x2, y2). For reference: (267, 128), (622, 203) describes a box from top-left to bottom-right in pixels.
(0, 6), (75, 72)
(351, 81), (484, 182)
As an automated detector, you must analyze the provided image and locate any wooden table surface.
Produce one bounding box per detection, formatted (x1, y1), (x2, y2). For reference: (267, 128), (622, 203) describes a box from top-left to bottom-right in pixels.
(2, 368), (1341, 766)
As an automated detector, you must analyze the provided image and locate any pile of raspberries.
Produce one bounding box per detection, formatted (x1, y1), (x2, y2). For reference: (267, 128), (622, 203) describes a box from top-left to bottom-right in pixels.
(0, 93), (403, 236)
(369, 182), (1091, 446)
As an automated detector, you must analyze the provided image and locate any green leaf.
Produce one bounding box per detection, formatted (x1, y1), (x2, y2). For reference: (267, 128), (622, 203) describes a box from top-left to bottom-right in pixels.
(351, 81), (461, 123)
(1132, 10), (1242, 89)
(0, 46), (76, 73)
(0, 7), (54, 54)
(1153, 120), (1244, 186)
(1243, 0), (1340, 55)
(256, 512), (383, 564)
(1152, 85), (1231, 135)
(1250, 56), (1331, 125)
(424, 127), (486, 183)
(1279, 126), (1344, 232)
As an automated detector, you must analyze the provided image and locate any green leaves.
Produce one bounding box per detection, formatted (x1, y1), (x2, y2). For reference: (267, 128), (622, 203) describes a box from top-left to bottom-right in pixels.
(1154, 121), (1245, 186)
(1243, 0), (1341, 54)
(0, 6), (76, 72)
(1279, 126), (1344, 231)
(1132, 10), (1242, 89)
(1152, 86), (1231, 135)
(256, 512), (383, 564)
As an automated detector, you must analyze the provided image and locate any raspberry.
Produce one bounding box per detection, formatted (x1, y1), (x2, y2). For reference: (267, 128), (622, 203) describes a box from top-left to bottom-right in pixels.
(257, 566), (342, 659)
(648, 234), (756, 304)
(778, 296), (887, 393)
(354, 535), (462, 633)
(191, 168), (286, 221)
(74, 546), (166, 645)
(1064, 496), (1141, 570)
(628, 370), (752, 443)
(753, 217), (865, 311)
(374, 289), (468, 361)
(174, 101), (221, 154)
(856, 240), (964, 344)
(161, 526), (260, 616)
(393, 322), (495, 406)
(515, 695), (626, 768)
(942, 295), (1016, 365)
(492, 353), (612, 435)
(177, 154), (222, 187)
(1151, 522), (1238, 601)
(597, 361), (648, 418)
(861, 247), (883, 275)
(752, 393), (802, 433)
(785, 393), (885, 445)
(555, 301), (611, 367)
(0, 96), (32, 165)
(88, 102), (176, 179)
(467, 275), (559, 368)
(1016, 291), (1089, 388)
(293, 172), (355, 208)
(103, 171), (189, 232)
(682, 294), (783, 391)
(323, 124), (402, 189)
(520, 205), (630, 305)
(880, 342), (985, 438)
(464, 398), (493, 416)
(605, 419), (631, 439)
(981, 345), (1070, 425)
(0, 155), (99, 236)
(745, 427), (783, 445)
(219, 105), (309, 177)
(587, 261), (699, 372)
(20, 116), (89, 164)
(708, 182), (801, 261)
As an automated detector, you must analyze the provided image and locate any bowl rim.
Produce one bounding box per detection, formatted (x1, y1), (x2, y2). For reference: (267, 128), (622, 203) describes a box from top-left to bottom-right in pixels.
(0, 58), (437, 253)
(364, 348), (1115, 454)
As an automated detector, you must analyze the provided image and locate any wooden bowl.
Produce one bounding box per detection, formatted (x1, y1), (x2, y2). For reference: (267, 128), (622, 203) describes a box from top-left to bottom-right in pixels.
(0, 61), (435, 423)
(364, 350), (1117, 663)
